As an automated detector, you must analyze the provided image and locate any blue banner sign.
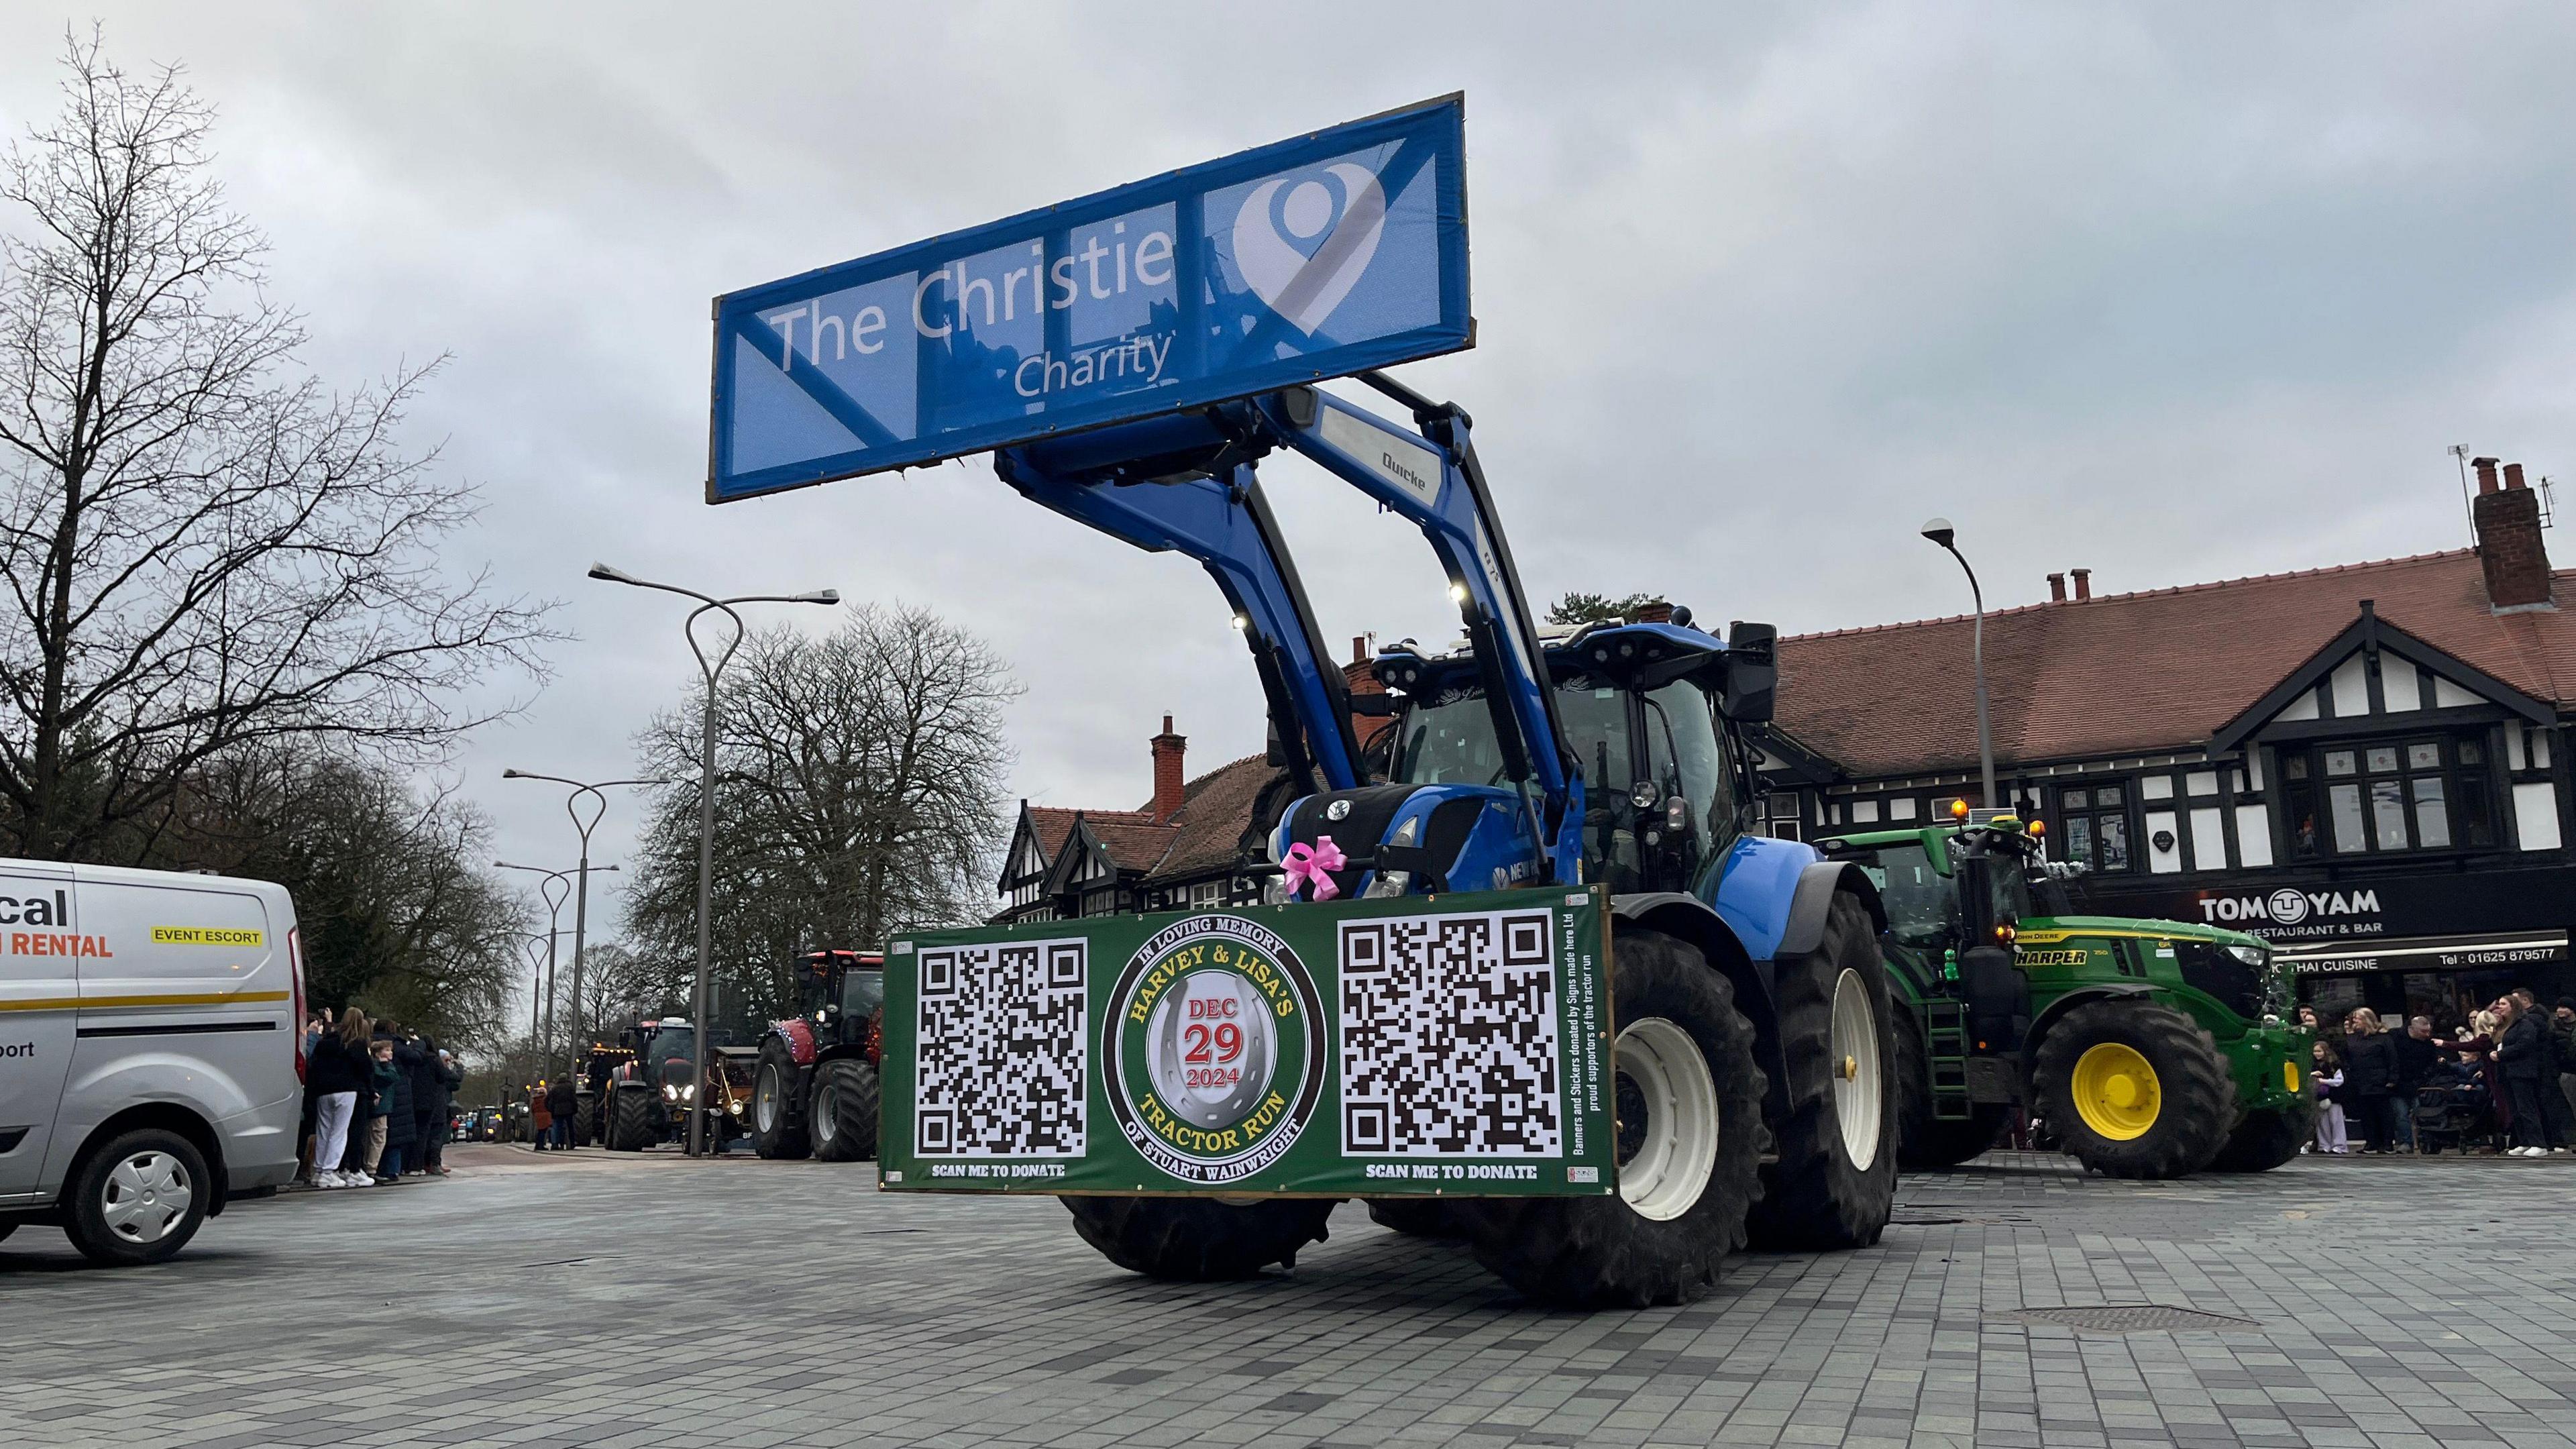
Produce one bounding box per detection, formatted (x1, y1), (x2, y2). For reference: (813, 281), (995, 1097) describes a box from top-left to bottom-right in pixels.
(708, 95), (1470, 502)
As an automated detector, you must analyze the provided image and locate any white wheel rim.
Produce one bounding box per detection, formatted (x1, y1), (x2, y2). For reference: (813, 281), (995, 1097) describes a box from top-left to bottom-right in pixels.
(755, 1065), (781, 1132)
(814, 1081), (837, 1144)
(1615, 1017), (1720, 1222)
(103, 1150), (192, 1244)
(1830, 969), (1884, 1171)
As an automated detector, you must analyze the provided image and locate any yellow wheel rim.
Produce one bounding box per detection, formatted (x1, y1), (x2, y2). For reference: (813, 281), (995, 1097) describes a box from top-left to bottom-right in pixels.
(2070, 1042), (2161, 1141)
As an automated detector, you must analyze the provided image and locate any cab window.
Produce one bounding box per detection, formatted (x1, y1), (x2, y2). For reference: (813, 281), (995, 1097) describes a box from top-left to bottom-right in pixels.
(1863, 844), (1957, 948)
(1641, 681), (1733, 861)
(841, 970), (885, 1018)
(1986, 855), (2034, 927)
(1391, 689), (1507, 785)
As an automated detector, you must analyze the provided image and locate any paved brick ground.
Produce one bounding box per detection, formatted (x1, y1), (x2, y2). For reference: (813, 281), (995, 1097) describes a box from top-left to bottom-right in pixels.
(4, 1146), (2573, 1448)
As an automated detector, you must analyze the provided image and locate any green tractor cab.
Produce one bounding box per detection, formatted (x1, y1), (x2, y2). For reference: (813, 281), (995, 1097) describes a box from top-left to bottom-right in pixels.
(1817, 813), (2312, 1178)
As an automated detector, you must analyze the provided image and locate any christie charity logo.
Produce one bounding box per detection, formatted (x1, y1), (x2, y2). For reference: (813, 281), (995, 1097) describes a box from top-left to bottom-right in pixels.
(1232, 162), (1389, 334)
(2201, 888), (2380, 926)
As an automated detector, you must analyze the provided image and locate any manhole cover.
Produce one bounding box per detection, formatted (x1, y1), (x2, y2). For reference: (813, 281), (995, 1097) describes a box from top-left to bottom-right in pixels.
(1998, 1305), (2256, 1333)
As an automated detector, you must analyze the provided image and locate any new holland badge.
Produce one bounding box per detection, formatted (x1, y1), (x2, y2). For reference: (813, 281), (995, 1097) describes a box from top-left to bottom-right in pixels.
(1104, 914), (1328, 1185)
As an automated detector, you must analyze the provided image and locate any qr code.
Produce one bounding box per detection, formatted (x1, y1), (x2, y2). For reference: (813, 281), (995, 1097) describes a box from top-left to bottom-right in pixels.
(1339, 909), (1561, 1157)
(913, 938), (1086, 1157)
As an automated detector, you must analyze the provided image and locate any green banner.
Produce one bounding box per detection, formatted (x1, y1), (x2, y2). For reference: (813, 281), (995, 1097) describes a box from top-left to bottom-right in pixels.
(880, 887), (1617, 1198)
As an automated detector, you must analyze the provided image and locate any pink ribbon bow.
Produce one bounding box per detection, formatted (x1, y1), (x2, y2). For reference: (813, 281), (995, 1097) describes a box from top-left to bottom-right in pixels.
(1281, 835), (1349, 902)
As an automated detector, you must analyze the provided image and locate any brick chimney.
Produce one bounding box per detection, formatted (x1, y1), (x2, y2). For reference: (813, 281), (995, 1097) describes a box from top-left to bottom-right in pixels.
(2070, 568), (2092, 601)
(2474, 460), (2554, 612)
(1632, 600), (1674, 624)
(1150, 715), (1187, 823)
(2047, 572), (2067, 603)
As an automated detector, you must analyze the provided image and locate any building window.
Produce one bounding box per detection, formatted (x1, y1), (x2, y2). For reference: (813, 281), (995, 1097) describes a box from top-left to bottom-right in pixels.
(2283, 735), (2494, 857)
(2059, 784), (2131, 872)
(1763, 792), (1803, 841)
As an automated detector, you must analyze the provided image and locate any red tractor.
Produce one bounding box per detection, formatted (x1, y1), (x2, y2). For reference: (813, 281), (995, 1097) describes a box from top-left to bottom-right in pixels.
(749, 950), (885, 1161)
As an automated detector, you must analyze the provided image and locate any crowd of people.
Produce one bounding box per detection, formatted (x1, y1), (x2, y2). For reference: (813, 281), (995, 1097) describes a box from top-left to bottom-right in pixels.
(2302, 988), (2576, 1157)
(527, 1075), (582, 1150)
(297, 1008), (465, 1189)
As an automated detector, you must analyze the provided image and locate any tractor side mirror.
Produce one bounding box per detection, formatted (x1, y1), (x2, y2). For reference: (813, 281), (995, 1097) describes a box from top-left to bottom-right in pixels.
(1723, 622), (1776, 722)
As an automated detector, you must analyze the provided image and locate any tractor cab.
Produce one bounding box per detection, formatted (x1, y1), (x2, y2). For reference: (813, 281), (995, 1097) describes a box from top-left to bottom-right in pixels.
(793, 949), (885, 1049)
(1279, 616), (1778, 901)
(636, 1018), (698, 1102)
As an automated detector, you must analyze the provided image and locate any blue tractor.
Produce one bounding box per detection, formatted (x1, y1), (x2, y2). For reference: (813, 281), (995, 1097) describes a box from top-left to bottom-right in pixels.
(993, 372), (1898, 1307)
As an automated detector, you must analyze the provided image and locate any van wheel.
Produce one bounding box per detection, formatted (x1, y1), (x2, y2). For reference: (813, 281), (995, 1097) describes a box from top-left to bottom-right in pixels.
(1743, 893), (1899, 1250)
(64, 1129), (209, 1267)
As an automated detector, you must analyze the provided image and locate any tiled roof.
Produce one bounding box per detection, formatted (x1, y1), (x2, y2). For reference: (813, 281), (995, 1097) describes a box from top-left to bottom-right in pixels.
(1137, 753), (1281, 885)
(1776, 550), (2576, 779)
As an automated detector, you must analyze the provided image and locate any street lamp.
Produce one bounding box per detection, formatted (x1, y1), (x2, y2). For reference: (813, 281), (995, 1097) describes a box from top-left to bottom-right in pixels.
(1919, 518), (1998, 811)
(589, 561), (838, 1156)
(502, 771), (663, 1077)
(496, 862), (619, 1065)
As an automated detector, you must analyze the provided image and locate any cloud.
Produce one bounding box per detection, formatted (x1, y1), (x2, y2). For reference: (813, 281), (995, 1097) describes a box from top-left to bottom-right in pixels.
(6, 1), (2573, 941)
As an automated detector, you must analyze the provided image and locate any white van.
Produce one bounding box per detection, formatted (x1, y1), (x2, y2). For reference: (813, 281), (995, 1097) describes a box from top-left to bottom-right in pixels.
(0, 859), (304, 1265)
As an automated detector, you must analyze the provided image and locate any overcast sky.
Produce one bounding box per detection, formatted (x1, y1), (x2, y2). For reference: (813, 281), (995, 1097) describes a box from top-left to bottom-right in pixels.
(5, 3), (2573, 963)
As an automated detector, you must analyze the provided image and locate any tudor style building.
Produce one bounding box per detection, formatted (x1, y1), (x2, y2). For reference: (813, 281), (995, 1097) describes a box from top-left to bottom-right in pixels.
(1758, 458), (2573, 1027)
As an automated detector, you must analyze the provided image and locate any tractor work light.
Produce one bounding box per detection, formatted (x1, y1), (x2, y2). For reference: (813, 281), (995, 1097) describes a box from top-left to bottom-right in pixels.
(1950, 800), (1970, 820)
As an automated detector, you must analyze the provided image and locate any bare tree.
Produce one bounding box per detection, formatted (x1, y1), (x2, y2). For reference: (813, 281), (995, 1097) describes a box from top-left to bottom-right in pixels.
(574, 940), (685, 1036)
(624, 604), (1017, 1032)
(154, 741), (528, 1046)
(0, 33), (551, 860)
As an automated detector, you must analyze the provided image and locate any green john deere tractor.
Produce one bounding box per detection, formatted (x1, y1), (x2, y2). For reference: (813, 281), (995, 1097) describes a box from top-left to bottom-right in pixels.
(1817, 813), (2312, 1178)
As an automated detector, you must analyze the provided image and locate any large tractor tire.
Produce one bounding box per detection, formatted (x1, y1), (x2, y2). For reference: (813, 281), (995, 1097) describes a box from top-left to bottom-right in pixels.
(1452, 928), (1764, 1308)
(606, 1084), (657, 1152)
(751, 1039), (811, 1160)
(1743, 893), (1899, 1250)
(809, 1059), (881, 1162)
(1365, 1199), (1464, 1238)
(1892, 1006), (2008, 1170)
(2209, 1087), (2316, 1174)
(1067, 1197), (1340, 1280)
(2031, 1000), (2236, 1179)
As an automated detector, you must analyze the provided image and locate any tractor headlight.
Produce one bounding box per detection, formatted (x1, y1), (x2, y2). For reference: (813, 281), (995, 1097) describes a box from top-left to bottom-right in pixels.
(661, 1085), (678, 1101)
(1362, 870), (1412, 899)
(2224, 944), (2266, 967)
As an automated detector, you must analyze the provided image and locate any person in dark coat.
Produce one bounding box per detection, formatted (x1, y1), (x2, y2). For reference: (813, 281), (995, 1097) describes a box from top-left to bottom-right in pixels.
(2496, 998), (2558, 1155)
(2510, 988), (2576, 1148)
(546, 1075), (579, 1150)
(417, 1044), (463, 1175)
(375, 1024), (421, 1179)
(2340, 1008), (2400, 1153)
(405, 1032), (449, 1176)
(2391, 1016), (2445, 1152)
